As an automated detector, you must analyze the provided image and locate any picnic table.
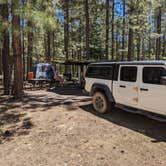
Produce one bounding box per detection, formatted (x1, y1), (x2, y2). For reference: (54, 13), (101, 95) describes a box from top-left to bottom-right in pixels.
(28, 78), (50, 89)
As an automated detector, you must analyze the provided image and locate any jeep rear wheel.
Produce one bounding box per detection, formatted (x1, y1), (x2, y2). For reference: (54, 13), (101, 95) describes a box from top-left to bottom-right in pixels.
(92, 92), (111, 114)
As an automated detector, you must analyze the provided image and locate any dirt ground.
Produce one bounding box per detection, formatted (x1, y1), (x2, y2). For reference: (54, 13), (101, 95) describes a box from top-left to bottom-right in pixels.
(0, 85), (166, 166)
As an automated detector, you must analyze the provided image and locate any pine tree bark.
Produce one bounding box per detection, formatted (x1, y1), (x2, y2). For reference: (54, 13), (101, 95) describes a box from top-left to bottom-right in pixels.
(79, 20), (82, 61)
(85, 0), (90, 60)
(156, 7), (161, 60)
(121, 0), (126, 61)
(44, 33), (47, 59)
(12, 1), (23, 98)
(162, 35), (165, 58)
(128, 27), (133, 61)
(0, 49), (2, 75)
(0, 4), (10, 95)
(111, 0), (115, 61)
(46, 31), (51, 62)
(136, 35), (140, 61)
(116, 32), (120, 60)
(27, 21), (33, 72)
(105, 0), (110, 60)
(148, 33), (151, 59)
(63, 0), (70, 73)
(52, 31), (55, 59)
(22, 23), (25, 79)
(142, 38), (145, 60)
(64, 0), (69, 61)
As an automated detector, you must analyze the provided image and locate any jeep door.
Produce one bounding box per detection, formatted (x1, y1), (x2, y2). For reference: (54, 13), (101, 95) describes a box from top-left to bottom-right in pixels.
(115, 65), (139, 107)
(139, 66), (166, 116)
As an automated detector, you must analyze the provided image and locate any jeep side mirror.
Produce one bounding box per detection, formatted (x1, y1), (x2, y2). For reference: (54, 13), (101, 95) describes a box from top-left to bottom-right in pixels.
(160, 76), (166, 85)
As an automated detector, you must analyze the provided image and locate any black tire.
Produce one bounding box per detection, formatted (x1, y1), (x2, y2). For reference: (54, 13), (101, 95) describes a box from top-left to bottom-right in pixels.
(92, 91), (112, 114)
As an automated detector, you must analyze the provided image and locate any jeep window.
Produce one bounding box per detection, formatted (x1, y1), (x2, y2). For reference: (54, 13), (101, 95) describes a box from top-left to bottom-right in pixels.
(143, 67), (166, 85)
(86, 66), (113, 80)
(120, 66), (137, 82)
(86, 67), (99, 78)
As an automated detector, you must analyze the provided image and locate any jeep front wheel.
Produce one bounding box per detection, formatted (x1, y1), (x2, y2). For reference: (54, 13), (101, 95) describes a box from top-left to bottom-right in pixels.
(92, 92), (110, 114)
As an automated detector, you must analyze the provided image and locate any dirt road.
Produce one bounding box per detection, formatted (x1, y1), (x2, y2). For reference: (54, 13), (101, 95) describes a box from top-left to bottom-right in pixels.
(0, 86), (166, 166)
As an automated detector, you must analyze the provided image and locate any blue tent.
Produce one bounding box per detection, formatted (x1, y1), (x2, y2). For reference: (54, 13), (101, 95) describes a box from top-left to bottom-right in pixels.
(34, 63), (56, 80)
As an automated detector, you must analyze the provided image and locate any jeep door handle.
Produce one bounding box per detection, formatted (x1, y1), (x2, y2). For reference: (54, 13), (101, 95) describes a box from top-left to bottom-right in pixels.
(120, 85), (126, 88)
(140, 88), (149, 91)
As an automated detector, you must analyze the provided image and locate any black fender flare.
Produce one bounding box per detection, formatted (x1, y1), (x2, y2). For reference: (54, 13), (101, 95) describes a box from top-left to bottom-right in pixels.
(90, 83), (115, 102)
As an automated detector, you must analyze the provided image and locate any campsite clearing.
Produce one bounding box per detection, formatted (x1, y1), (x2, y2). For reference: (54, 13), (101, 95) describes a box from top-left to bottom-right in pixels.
(0, 86), (166, 166)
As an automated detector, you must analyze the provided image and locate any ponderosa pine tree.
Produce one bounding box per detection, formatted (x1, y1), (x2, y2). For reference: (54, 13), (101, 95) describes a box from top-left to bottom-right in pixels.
(12, 0), (23, 98)
(27, 21), (33, 72)
(85, 0), (90, 60)
(121, 0), (126, 61)
(0, 3), (10, 95)
(63, 0), (69, 61)
(105, 0), (110, 60)
(111, 0), (115, 60)
(156, 6), (162, 60)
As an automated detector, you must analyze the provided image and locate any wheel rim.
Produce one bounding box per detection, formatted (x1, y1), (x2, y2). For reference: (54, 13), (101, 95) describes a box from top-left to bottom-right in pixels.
(95, 96), (104, 110)
(93, 93), (107, 113)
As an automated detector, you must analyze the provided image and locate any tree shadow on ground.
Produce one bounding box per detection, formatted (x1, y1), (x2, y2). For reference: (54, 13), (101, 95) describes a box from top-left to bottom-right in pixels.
(0, 86), (88, 144)
(0, 111), (33, 144)
(0, 85), (90, 111)
(0, 93), (90, 115)
(0, 86), (91, 144)
(49, 84), (89, 96)
(80, 104), (166, 143)
(0, 98), (35, 144)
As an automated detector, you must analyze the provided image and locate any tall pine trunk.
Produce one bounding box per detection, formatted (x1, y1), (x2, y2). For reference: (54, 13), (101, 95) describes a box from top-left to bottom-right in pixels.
(1, 4), (10, 95)
(142, 38), (145, 60)
(78, 20), (82, 61)
(64, 0), (69, 61)
(115, 32), (119, 60)
(162, 35), (165, 58)
(12, 0), (23, 98)
(148, 32), (151, 59)
(136, 35), (140, 61)
(52, 31), (55, 59)
(121, 0), (126, 61)
(21, 0), (25, 79)
(111, 0), (115, 61)
(0, 49), (2, 75)
(155, 7), (161, 60)
(128, 27), (133, 61)
(27, 21), (33, 72)
(85, 0), (90, 60)
(22, 22), (25, 79)
(63, 0), (70, 74)
(46, 31), (51, 62)
(105, 0), (110, 60)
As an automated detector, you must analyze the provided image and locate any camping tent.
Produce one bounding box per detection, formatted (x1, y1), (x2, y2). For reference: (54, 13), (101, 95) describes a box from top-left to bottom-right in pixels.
(34, 63), (56, 80)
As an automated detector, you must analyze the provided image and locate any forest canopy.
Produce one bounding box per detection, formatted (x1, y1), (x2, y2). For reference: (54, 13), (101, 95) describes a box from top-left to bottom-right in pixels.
(0, 0), (166, 98)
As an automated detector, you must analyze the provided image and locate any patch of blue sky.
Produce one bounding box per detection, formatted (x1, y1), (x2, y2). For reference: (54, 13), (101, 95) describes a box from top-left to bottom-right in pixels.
(20, 19), (27, 26)
(115, 0), (125, 18)
(56, 9), (64, 22)
(56, 0), (124, 22)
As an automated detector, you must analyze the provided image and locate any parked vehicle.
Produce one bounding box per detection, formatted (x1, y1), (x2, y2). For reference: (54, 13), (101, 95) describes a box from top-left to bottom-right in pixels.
(85, 61), (166, 118)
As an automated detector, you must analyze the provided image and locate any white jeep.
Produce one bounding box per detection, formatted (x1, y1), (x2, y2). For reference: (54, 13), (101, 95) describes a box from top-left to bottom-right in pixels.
(85, 61), (166, 120)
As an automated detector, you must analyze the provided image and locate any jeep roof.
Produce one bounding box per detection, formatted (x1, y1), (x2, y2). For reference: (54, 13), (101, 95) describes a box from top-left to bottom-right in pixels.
(89, 60), (166, 66)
